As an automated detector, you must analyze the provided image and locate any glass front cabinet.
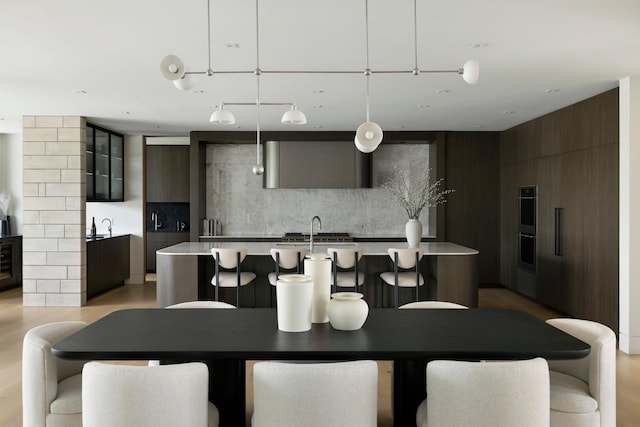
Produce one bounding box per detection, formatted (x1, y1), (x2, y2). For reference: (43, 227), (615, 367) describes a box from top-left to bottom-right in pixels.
(86, 123), (124, 202)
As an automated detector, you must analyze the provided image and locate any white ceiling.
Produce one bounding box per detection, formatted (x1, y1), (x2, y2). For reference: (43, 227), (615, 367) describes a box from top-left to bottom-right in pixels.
(1, 0), (638, 136)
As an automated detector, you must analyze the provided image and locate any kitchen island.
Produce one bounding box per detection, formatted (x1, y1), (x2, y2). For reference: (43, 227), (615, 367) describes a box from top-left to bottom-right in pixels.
(157, 241), (478, 308)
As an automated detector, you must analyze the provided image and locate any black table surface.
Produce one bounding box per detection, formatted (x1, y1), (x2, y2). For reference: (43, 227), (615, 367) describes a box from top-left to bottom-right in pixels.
(52, 308), (590, 361)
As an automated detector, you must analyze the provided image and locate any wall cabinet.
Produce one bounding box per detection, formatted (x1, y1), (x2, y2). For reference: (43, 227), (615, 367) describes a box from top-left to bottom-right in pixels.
(87, 123), (124, 202)
(146, 231), (190, 272)
(146, 145), (190, 203)
(0, 235), (22, 291)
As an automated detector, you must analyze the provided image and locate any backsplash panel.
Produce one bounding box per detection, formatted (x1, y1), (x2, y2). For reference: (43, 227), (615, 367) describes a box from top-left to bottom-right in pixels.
(205, 143), (434, 237)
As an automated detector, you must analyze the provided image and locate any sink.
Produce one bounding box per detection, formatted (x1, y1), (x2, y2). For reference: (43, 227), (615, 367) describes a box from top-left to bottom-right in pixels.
(276, 242), (357, 248)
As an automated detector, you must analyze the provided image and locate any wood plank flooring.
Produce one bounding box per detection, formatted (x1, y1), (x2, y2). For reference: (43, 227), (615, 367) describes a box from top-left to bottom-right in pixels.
(1, 284), (639, 426)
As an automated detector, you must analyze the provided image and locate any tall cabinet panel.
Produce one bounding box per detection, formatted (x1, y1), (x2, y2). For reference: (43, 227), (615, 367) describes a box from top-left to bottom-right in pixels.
(499, 88), (619, 332)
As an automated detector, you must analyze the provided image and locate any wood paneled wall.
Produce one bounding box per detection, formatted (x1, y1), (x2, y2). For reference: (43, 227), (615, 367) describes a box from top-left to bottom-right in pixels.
(500, 88), (619, 332)
(444, 131), (501, 285)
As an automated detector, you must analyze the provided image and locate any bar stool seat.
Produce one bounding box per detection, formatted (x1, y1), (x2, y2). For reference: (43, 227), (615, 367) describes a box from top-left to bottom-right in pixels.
(210, 248), (256, 307)
(380, 248), (425, 308)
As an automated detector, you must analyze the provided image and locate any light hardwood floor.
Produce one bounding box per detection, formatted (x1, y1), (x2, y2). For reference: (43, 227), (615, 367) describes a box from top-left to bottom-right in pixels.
(2, 284), (639, 426)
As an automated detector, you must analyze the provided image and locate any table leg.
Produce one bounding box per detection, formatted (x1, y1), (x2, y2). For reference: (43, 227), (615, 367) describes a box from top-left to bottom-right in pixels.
(206, 359), (246, 427)
(393, 360), (427, 427)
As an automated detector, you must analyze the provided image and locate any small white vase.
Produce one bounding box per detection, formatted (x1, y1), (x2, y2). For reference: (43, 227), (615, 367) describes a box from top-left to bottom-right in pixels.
(326, 292), (369, 331)
(405, 218), (423, 248)
(276, 274), (313, 332)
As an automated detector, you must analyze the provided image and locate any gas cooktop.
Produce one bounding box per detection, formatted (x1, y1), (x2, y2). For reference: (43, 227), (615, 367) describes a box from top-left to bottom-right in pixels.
(282, 232), (353, 242)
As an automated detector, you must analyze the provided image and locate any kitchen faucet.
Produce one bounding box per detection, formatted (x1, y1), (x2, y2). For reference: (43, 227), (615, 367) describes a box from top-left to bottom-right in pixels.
(151, 212), (162, 231)
(101, 218), (112, 238)
(310, 215), (322, 253)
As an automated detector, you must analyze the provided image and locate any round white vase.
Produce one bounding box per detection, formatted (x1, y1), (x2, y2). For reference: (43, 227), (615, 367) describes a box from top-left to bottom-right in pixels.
(326, 292), (369, 331)
(276, 274), (313, 332)
(405, 218), (423, 248)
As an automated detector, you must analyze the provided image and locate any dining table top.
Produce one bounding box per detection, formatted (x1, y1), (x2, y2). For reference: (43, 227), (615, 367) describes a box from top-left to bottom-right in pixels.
(52, 307), (589, 362)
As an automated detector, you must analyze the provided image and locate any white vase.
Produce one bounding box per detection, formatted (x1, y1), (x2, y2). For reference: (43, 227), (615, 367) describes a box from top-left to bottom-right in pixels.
(276, 274), (313, 332)
(326, 292), (369, 331)
(304, 255), (332, 323)
(405, 218), (423, 248)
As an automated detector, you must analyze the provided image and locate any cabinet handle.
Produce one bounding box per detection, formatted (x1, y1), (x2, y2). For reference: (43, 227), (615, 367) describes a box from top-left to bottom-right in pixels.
(554, 208), (562, 256)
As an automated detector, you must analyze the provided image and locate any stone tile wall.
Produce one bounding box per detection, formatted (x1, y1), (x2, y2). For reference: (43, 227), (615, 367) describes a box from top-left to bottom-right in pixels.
(22, 116), (86, 306)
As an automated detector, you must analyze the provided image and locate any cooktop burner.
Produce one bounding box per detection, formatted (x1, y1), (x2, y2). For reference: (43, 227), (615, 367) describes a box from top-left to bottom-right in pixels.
(282, 232), (353, 242)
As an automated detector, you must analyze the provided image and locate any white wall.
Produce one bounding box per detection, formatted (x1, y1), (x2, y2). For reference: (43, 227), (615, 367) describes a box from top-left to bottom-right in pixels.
(0, 133), (23, 234)
(86, 135), (145, 284)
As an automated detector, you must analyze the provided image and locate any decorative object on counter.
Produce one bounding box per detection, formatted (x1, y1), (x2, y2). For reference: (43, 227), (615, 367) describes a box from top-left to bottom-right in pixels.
(304, 253), (332, 323)
(90, 217), (97, 238)
(276, 274), (313, 332)
(326, 292), (369, 331)
(202, 218), (222, 236)
(382, 167), (454, 248)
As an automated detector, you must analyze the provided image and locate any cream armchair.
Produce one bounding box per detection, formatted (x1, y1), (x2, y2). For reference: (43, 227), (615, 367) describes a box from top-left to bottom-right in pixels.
(546, 318), (616, 427)
(22, 321), (88, 427)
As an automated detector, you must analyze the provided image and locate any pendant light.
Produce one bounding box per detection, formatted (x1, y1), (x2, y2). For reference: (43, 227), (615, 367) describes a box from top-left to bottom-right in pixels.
(354, 0), (383, 153)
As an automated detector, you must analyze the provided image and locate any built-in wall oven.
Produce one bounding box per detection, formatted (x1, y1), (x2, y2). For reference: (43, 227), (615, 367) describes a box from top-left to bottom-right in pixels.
(518, 186), (537, 271)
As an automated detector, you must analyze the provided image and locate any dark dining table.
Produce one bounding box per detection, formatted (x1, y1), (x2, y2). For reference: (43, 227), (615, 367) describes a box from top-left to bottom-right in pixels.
(52, 308), (590, 426)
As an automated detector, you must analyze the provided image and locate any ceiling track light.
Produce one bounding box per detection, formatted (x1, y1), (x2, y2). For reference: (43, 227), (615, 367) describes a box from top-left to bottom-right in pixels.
(160, 0), (480, 158)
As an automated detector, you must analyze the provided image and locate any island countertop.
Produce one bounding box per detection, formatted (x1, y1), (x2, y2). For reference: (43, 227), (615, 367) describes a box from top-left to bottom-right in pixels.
(157, 241), (478, 257)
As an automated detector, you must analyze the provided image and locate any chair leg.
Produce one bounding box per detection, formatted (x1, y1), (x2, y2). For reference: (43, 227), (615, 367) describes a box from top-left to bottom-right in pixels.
(215, 252), (220, 301)
(415, 251), (420, 302)
(394, 251), (399, 308)
(236, 252), (241, 308)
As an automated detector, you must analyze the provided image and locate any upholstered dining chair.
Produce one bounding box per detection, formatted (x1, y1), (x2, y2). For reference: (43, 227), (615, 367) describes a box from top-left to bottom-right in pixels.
(22, 321), (88, 427)
(149, 300), (236, 366)
(82, 361), (219, 427)
(327, 247), (365, 293)
(380, 248), (425, 308)
(545, 318), (616, 427)
(210, 247), (256, 307)
(399, 300), (468, 309)
(268, 247), (307, 306)
(417, 357), (550, 427)
(252, 360), (378, 427)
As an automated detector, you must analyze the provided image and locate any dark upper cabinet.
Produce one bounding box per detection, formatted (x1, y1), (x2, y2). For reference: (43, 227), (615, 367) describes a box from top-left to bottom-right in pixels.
(146, 145), (190, 203)
(87, 124), (124, 202)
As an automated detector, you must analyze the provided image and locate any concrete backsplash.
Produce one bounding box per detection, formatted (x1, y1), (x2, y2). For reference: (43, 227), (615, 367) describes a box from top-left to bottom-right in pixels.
(205, 143), (434, 237)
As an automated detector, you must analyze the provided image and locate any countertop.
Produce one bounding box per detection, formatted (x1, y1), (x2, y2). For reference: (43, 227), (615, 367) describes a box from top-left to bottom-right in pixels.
(85, 234), (129, 242)
(157, 241), (478, 256)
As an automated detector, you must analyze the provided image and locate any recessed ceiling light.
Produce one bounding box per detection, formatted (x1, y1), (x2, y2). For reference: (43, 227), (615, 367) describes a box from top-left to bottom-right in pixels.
(310, 90), (324, 94)
(393, 125), (405, 129)
(472, 124), (484, 129)
(312, 105), (323, 108)
(417, 104), (430, 108)
(544, 89), (560, 94)
(122, 111), (131, 115)
(436, 89), (450, 94)
(74, 90), (87, 95)
(192, 90), (205, 94)
(503, 110), (516, 115)
(470, 43), (489, 48)
(224, 43), (240, 48)
(312, 125), (323, 129)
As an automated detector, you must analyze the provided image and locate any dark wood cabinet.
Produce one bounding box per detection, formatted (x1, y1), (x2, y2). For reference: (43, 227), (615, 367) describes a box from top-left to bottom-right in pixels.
(87, 235), (130, 298)
(146, 145), (190, 203)
(146, 232), (189, 272)
(500, 88), (619, 332)
(0, 235), (22, 290)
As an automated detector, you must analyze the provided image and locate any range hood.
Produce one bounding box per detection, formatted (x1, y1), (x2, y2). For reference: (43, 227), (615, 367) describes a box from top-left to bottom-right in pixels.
(263, 140), (372, 189)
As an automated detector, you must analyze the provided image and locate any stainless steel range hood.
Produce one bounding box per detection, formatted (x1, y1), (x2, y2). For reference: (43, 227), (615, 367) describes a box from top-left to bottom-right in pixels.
(263, 140), (372, 189)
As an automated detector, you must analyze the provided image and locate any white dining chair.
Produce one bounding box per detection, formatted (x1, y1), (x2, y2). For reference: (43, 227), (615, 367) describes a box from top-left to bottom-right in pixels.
(252, 360), (378, 427)
(417, 357), (550, 427)
(268, 247), (307, 306)
(399, 300), (468, 309)
(380, 248), (425, 308)
(327, 247), (365, 293)
(82, 361), (219, 427)
(545, 318), (616, 427)
(22, 321), (88, 427)
(210, 247), (256, 307)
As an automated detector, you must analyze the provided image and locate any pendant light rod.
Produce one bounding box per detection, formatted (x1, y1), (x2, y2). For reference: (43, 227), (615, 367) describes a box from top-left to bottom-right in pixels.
(364, 0), (371, 123)
(413, 0), (418, 73)
(206, 0), (213, 75)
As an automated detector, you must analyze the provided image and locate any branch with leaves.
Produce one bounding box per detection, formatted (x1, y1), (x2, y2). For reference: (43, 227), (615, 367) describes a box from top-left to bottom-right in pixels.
(382, 168), (454, 219)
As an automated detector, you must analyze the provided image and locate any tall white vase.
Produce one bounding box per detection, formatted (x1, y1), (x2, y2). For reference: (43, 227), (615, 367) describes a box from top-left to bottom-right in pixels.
(304, 255), (332, 323)
(405, 218), (422, 248)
